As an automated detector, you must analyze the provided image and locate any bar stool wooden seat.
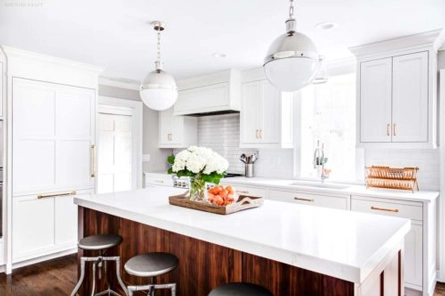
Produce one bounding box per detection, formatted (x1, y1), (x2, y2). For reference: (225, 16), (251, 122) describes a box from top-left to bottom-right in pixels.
(124, 252), (178, 296)
(70, 234), (127, 296)
(208, 282), (273, 296)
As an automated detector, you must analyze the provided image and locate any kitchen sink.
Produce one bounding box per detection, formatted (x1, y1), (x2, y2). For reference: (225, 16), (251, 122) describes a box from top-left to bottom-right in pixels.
(288, 181), (350, 190)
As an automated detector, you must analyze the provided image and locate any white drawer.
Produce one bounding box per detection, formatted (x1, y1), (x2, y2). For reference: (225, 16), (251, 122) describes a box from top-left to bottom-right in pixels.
(144, 174), (174, 187)
(268, 189), (348, 210)
(351, 197), (422, 221)
(232, 185), (267, 198)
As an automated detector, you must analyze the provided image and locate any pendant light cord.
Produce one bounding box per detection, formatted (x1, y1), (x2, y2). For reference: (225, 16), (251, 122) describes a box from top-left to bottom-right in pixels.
(157, 29), (161, 64)
(289, 0), (294, 19)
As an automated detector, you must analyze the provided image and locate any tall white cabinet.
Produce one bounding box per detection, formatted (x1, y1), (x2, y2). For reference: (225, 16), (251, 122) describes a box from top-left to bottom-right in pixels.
(2, 47), (102, 271)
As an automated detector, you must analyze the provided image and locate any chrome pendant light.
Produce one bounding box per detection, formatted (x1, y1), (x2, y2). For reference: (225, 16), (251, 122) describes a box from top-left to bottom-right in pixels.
(140, 21), (178, 111)
(263, 0), (320, 92)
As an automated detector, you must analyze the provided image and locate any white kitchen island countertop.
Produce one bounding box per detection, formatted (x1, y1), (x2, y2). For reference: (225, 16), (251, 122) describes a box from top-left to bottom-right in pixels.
(74, 186), (410, 285)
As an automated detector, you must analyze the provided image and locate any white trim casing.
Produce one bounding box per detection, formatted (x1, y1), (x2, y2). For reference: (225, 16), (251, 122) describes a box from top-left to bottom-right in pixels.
(439, 69), (445, 282)
(98, 96), (143, 191)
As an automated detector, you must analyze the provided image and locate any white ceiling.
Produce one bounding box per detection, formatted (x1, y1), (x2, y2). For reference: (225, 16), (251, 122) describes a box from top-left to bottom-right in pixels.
(0, 0), (444, 83)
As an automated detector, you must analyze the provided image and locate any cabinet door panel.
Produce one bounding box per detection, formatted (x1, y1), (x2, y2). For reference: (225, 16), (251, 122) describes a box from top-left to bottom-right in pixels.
(56, 90), (94, 139)
(13, 140), (55, 193)
(404, 223), (423, 288)
(260, 81), (280, 144)
(158, 107), (173, 146)
(359, 58), (392, 143)
(392, 51), (428, 143)
(13, 79), (56, 138)
(12, 195), (55, 262)
(240, 81), (261, 144)
(56, 140), (93, 188)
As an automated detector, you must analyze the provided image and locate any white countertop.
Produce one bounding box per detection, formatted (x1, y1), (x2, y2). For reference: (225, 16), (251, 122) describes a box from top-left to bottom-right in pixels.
(144, 172), (439, 202)
(74, 186), (410, 284)
(219, 176), (439, 202)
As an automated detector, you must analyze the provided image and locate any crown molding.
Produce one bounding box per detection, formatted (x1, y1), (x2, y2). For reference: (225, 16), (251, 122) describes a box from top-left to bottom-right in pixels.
(1, 46), (104, 73)
(99, 76), (140, 90)
(349, 29), (443, 58)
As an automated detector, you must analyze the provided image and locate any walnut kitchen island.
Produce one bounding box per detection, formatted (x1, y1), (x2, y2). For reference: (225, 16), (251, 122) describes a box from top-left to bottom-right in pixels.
(74, 186), (410, 296)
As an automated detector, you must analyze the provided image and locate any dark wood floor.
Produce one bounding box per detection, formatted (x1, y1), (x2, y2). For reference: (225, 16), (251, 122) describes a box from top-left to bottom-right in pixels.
(0, 254), (77, 296)
(0, 254), (444, 295)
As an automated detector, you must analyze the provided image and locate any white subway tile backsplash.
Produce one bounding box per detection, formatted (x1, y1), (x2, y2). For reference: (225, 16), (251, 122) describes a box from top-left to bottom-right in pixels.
(197, 114), (256, 174)
(365, 149), (440, 191)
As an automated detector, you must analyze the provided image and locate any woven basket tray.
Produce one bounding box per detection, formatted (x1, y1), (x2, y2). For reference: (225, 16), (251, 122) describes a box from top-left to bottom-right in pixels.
(365, 166), (419, 192)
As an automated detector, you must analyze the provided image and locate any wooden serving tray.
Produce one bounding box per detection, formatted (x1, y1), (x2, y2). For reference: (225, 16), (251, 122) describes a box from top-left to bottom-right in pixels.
(169, 191), (263, 215)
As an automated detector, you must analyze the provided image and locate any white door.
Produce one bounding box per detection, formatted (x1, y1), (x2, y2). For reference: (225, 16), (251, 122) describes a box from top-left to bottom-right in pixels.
(97, 112), (133, 194)
(359, 58), (393, 143)
(241, 81), (261, 145)
(392, 51), (428, 143)
(260, 80), (280, 144)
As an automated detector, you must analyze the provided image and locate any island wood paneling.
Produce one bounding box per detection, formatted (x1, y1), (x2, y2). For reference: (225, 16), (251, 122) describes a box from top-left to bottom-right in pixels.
(77, 207), (356, 296)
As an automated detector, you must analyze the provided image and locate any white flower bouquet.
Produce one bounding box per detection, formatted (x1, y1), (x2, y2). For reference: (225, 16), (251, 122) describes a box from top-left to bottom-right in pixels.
(167, 146), (229, 184)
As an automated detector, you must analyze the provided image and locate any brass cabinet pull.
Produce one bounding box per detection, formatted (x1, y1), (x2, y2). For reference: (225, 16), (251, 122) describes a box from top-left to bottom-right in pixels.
(294, 197), (314, 202)
(238, 190), (250, 194)
(393, 123), (396, 136)
(90, 145), (96, 178)
(387, 124), (390, 136)
(38, 190), (77, 199)
(255, 129), (259, 139)
(371, 206), (399, 213)
(167, 133), (172, 141)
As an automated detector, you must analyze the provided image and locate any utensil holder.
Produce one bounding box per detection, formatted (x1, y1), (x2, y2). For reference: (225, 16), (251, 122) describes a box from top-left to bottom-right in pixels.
(245, 163), (254, 178)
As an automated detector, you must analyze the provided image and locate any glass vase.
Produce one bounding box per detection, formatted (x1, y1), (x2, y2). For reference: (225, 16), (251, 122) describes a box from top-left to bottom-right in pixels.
(190, 175), (206, 201)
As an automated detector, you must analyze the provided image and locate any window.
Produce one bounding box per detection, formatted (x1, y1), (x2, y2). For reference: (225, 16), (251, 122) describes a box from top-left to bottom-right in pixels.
(299, 73), (358, 181)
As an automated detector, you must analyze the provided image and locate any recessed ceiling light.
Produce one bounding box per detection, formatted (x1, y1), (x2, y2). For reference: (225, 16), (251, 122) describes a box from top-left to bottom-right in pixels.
(315, 22), (338, 31)
(212, 53), (227, 58)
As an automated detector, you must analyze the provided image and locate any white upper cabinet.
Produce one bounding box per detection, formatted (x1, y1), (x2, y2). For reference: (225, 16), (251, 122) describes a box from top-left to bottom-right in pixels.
(158, 106), (197, 148)
(12, 78), (95, 194)
(359, 52), (429, 146)
(350, 31), (439, 149)
(240, 79), (293, 148)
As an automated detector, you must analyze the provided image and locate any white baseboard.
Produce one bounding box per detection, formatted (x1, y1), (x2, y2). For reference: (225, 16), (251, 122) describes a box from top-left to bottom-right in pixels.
(10, 248), (77, 271)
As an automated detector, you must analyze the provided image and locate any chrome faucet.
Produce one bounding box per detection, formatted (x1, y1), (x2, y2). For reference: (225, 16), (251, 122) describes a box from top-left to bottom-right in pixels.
(313, 141), (328, 183)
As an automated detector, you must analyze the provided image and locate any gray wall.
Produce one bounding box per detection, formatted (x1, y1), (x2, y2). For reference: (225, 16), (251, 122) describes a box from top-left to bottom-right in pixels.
(98, 85), (172, 173)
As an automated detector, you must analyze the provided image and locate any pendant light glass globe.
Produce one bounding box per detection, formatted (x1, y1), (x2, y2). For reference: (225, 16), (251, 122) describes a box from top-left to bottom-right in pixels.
(263, 2), (320, 92)
(140, 68), (178, 111)
(139, 21), (178, 111)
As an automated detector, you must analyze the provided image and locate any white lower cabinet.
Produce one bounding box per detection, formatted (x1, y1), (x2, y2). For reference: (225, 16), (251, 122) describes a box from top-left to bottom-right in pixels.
(268, 189), (348, 210)
(12, 190), (92, 263)
(351, 195), (434, 295)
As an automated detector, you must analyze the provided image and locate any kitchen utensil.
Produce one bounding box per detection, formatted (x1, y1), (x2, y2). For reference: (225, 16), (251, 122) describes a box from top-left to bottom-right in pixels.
(240, 154), (247, 164)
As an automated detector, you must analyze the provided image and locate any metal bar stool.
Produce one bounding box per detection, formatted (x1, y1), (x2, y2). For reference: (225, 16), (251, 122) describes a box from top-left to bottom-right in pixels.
(208, 282), (274, 296)
(71, 234), (127, 296)
(124, 252), (178, 296)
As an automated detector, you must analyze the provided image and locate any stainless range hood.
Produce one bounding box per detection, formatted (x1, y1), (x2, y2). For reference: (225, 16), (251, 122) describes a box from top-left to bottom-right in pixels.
(173, 69), (241, 116)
